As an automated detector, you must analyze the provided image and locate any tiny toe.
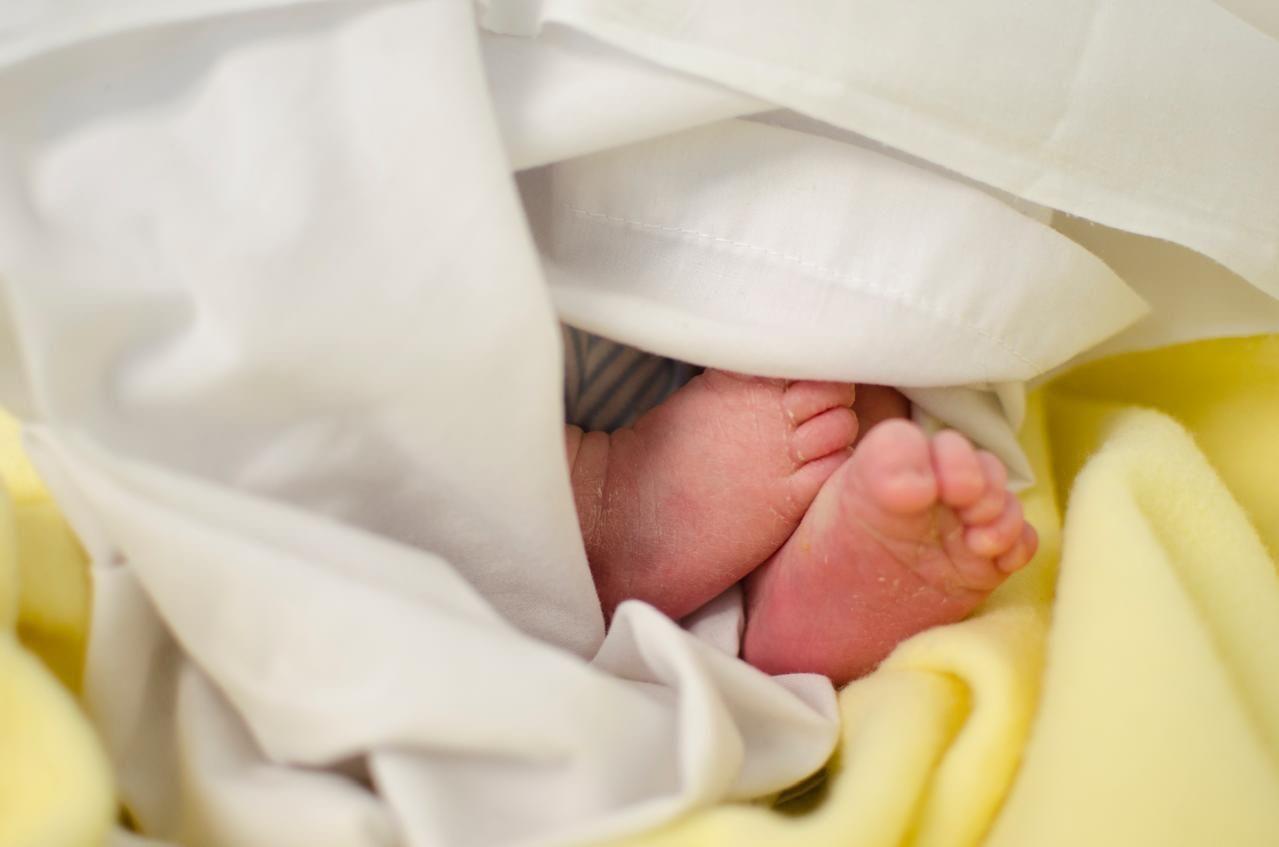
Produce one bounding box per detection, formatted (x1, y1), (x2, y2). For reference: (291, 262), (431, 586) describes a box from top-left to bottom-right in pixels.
(932, 430), (985, 508)
(996, 524), (1039, 574)
(958, 451), (1009, 525)
(789, 448), (852, 503)
(792, 406), (859, 462)
(964, 495), (1025, 558)
(707, 369), (783, 386)
(952, 552), (1008, 592)
(783, 380), (857, 424)
(856, 419), (938, 513)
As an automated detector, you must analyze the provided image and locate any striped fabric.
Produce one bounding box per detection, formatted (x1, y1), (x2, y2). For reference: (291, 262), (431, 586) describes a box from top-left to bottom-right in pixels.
(562, 325), (697, 431)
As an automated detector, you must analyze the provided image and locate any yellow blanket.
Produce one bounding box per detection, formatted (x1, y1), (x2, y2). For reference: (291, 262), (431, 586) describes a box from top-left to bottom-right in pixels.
(3, 336), (1279, 846)
(0, 415), (112, 847)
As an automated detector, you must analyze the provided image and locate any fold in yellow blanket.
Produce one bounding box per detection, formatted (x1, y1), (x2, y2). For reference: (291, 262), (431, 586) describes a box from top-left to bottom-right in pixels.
(0, 414), (113, 847)
(3, 336), (1279, 847)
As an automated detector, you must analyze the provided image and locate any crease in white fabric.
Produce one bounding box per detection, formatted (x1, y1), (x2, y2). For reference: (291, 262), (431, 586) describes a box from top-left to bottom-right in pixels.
(564, 204), (1044, 372)
(521, 0), (1279, 296)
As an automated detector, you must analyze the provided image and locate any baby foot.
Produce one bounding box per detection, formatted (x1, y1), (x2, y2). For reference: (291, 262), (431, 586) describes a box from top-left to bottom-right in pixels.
(741, 419), (1037, 685)
(567, 371), (858, 621)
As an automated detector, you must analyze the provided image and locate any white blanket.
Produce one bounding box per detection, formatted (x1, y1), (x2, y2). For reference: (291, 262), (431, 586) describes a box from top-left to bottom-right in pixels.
(1, 2), (1276, 846)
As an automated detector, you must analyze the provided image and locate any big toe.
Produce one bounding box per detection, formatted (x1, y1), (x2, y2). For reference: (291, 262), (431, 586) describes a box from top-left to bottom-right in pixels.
(851, 419), (938, 514)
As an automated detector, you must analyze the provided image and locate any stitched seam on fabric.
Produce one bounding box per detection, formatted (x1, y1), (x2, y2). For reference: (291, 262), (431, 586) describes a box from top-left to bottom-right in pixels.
(566, 205), (1041, 370)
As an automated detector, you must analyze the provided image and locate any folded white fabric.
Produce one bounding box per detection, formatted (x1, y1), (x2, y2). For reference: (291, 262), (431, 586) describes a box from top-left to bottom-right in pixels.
(480, 25), (763, 170)
(1, 1), (1277, 846)
(0, 4), (836, 846)
(506, 0), (1279, 298)
(525, 119), (1145, 387)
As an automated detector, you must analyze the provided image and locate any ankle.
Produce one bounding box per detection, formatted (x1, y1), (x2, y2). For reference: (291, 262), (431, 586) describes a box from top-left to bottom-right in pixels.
(565, 426), (613, 573)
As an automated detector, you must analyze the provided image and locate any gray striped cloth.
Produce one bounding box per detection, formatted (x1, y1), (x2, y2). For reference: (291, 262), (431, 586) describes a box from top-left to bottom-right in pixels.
(562, 325), (697, 432)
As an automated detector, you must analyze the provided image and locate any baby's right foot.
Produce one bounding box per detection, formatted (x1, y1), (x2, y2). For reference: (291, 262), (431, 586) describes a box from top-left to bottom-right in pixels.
(567, 370), (858, 621)
(741, 420), (1036, 685)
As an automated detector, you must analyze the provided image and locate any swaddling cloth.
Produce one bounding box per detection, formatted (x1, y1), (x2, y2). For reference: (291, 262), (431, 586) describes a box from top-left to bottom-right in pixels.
(562, 325), (695, 430)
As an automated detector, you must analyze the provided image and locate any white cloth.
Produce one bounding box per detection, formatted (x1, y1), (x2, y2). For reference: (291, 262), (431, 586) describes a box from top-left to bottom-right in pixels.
(0, 2), (1277, 847)
(524, 119), (1146, 387)
(1041, 219), (1279, 377)
(480, 25), (764, 171)
(500, 0), (1279, 298)
(0, 4), (837, 846)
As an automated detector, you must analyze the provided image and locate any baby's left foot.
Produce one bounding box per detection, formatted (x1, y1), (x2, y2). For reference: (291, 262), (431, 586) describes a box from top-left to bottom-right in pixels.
(741, 420), (1036, 685)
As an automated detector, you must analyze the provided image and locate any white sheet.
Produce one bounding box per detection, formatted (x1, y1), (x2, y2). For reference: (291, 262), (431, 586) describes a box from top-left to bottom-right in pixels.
(0, 4), (836, 845)
(525, 119), (1146, 387)
(512, 0), (1279, 298)
(0, 1), (1276, 846)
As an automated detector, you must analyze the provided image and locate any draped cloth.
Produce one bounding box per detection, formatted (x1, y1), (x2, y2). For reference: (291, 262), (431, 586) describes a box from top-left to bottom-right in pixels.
(0, 1), (1276, 845)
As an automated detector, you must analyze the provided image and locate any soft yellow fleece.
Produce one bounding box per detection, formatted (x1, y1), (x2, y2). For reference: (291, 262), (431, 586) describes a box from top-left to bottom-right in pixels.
(618, 335), (1279, 847)
(4, 337), (1279, 847)
(0, 413), (113, 847)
